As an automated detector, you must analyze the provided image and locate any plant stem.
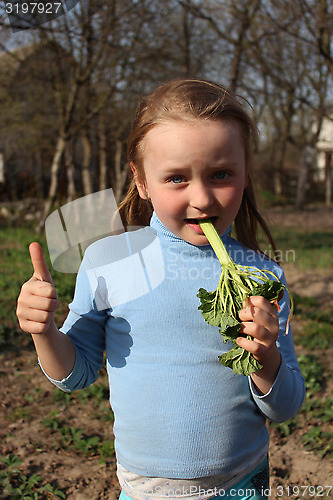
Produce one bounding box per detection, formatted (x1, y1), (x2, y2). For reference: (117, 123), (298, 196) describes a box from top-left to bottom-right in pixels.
(199, 220), (235, 268)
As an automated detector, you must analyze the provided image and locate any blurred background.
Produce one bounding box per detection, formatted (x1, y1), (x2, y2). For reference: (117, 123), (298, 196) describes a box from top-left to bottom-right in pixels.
(0, 0), (332, 225)
(0, 1), (332, 499)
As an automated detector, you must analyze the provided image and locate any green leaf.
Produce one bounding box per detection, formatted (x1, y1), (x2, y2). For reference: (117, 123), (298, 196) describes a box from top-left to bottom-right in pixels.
(197, 219), (291, 376)
(221, 322), (242, 342)
(197, 288), (224, 327)
(219, 345), (262, 375)
(251, 280), (284, 303)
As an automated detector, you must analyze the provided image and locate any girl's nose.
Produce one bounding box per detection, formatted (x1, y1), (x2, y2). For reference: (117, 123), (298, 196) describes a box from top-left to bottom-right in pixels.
(190, 182), (214, 211)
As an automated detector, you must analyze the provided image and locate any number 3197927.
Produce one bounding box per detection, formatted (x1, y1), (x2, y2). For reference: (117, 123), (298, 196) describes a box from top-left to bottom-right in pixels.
(276, 485), (332, 497)
(5, 2), (62, 14)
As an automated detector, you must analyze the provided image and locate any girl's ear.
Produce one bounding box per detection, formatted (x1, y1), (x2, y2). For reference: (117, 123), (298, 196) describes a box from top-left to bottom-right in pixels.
(130, 162), (149, 200)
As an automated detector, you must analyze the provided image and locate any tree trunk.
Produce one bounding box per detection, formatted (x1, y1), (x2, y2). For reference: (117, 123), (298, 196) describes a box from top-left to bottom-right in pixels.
(271, 141), (283, 196)
(114, 140), (128, 203)
(274, 137), (288, 197)
(296, 145), (314, 210)
(325, 151), (332, 207)
(273, 169), (283, 197)
(34, 149), (44, 198)
(65, 141), (76, 203)
(182, 0), (192, 76)
(0, 153), (5, 184)
(37, 134), (66, 234)
(81, 130), (93, 195)
(35, 74), (81, 233)
(229, 19), (248, 93)
(98, 113), (108, 191)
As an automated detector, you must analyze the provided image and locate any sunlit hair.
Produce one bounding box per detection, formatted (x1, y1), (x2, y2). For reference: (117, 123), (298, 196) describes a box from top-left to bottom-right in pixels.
(119, 78), (277, 259)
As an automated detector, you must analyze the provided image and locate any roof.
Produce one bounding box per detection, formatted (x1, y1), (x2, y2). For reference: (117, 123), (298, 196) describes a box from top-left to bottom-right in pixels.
(0, 44), (36, 89)
(0, 41), (72, 91)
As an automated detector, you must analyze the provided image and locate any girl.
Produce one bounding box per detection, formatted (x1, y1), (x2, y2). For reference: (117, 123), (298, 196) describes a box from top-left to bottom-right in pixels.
(16, 78), (305, 500)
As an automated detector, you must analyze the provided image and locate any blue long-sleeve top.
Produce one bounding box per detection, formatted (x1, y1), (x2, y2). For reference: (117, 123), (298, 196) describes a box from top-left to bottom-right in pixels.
(41, 213), (305, 480)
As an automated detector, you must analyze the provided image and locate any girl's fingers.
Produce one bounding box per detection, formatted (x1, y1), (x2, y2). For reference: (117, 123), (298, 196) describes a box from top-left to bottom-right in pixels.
(29, 242), (54, 284)
(17, 245), (59, 335)
(236, 336), (266, 359)
(17, 295), (59, 320)
(22, 308), (54, 324)
(27, 295), (60, 313)
(239, 296), (279, 334)
(16, 279), (60, 335)
(240, 321), (278, 349)
(240, 295), (277, 318)
(19, 318), (54, 335)
(238, 296), (280, 360)
(22, 279), (58, 299)
(240, 308), (278, 337)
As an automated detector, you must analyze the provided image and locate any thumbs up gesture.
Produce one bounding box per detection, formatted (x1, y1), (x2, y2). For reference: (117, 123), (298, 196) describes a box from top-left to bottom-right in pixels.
(16, 242), (60, 335)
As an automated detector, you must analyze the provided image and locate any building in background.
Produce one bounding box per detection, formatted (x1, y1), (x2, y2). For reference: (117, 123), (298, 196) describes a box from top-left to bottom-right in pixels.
(316, 108), (333, 182)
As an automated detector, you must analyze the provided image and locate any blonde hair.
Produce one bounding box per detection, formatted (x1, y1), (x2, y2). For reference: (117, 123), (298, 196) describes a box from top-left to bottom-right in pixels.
(119, 78), (277, 258)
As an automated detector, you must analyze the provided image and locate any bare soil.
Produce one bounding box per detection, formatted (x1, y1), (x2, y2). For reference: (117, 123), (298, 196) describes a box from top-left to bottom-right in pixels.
(266, 204), (333, 307)
(1, 205), (332, 499)
(264, 205), (333, 497)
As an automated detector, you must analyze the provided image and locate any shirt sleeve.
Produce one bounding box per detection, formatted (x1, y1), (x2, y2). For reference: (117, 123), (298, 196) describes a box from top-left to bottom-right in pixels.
(248, 266), (305, 422)
(39, 253), (108, 392)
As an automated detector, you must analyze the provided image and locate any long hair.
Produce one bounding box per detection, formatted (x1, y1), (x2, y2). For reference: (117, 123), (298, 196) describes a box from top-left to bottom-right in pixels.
(119, 78), (278, 259)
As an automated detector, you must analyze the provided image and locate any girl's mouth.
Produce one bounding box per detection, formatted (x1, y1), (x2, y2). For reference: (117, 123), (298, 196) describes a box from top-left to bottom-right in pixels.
(184, 217), (218, 233)
(185, 216), (217, 225)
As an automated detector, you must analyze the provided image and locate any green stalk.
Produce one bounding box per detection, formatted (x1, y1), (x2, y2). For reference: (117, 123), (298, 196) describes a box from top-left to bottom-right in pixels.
(199, 220), (251, 295)
(197, 218), (288, 375)
(199, 220), (235, 268)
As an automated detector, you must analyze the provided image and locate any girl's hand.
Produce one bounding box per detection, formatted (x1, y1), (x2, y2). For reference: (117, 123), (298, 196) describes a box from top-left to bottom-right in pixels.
(237, 295), (281, 394)
(16, 242), (60, 335)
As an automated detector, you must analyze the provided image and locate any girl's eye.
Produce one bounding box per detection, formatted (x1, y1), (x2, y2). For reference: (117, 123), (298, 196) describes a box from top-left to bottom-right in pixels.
(214, 171), (229, 180)
(171, 176), (184, 184)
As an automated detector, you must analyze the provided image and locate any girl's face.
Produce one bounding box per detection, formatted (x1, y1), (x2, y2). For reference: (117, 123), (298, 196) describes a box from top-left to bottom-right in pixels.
(134, 119), (247, 246)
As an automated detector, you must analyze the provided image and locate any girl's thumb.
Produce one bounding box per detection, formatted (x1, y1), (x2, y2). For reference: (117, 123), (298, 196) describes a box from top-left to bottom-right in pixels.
(29, 242), (54, 284)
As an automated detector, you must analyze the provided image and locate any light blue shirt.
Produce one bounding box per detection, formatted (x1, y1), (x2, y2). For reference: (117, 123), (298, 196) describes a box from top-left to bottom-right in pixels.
(41, 213), (305, 480)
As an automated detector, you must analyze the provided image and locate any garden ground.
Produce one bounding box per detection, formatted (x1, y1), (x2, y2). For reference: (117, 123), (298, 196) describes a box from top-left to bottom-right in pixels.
(0, 204), (332, 499)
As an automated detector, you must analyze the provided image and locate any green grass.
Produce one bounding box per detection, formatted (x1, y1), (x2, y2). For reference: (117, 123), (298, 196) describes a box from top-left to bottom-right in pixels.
(258, 227), (333, 269)
(269, 353), (333, 458)
(0, 226), (76, 352)
(41, 411), (115, 460)
(269, 293), (333, 458)
(0, 225), (115, 497)
(275, 229), (332, 269)
(293, 294), (333, 350)
(0, 454), (66, 499)
(0, 228), (36, 327)
(1, 221), (333, 473)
